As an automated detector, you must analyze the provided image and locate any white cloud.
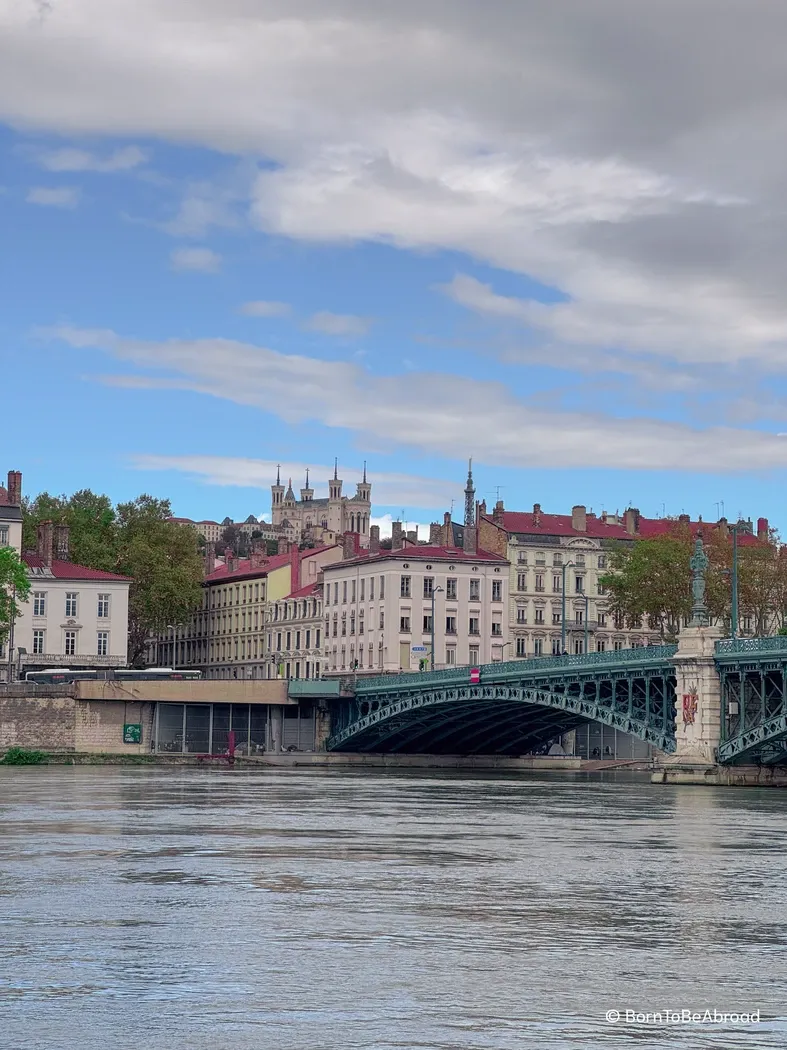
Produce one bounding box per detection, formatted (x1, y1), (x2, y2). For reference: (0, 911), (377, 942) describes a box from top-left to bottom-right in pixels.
(240, 300), (292, 317)
(130, 454), (459, 509)
(169, 247), (221, 272)
(50, 325), (787, 473)
(37, 145), (146, 172)
(26, 186), (79, 208)
(306, 311), (371, 337)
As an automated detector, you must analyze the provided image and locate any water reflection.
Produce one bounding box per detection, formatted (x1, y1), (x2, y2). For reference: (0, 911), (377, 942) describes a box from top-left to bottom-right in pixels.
(0, 767), (786, 1049)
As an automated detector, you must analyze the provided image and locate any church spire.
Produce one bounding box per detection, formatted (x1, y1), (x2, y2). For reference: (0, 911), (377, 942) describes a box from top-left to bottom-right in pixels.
(464, 457), (475, 527)
(276, 463), (281, 486)
(305, 467), (310, 489)
(363, 460), (367, 484)
(334, 457), (338, 480)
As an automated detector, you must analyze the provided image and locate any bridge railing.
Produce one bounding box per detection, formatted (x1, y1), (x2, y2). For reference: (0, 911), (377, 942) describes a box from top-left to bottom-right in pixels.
(716, 637), (787, 657)
(353, 644), (678, 695)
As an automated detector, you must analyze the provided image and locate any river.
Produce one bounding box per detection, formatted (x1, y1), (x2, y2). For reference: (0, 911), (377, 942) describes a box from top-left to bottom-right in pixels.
(1, 766), (785, 1050)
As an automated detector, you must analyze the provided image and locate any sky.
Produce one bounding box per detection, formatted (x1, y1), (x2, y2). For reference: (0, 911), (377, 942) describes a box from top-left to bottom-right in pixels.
(3, 1), (787, 535)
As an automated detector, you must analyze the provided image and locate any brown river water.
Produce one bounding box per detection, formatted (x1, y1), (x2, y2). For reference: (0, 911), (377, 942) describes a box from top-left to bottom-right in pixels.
(1, 766), (786, 1050)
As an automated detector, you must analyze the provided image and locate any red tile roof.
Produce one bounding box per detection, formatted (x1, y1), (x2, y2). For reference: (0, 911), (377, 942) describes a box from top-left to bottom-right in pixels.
(23, 555), (133, 582)
(494, 511), (763, 546)
(205, 550), (292, 583)
(334, 544), (508, 568)
(287, 581), (318, 599)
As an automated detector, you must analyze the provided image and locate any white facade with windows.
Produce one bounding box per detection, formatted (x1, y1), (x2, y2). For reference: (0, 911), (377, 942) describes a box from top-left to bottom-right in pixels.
(320, 545), (510, 675)
(264, 585), (324, 680)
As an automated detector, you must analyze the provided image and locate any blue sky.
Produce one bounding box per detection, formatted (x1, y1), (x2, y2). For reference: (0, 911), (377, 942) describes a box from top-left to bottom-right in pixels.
(3, 2), (787, 534)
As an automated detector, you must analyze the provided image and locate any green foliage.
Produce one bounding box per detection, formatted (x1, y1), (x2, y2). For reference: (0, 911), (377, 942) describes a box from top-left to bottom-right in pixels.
(0, 546), (32, 641)
(115, 495), (204, 666)
(1, 746), (48, 765)
(23, 490), (204, 666)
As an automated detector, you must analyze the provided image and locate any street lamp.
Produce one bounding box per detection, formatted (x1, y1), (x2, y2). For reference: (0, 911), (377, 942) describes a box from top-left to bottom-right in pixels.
(584, 593), (589, 655)
(430, 586), (444, 671)
(499, 640), (513, 663)
(166, 624), (182, 669)
(560, 561), (575, 656)
(731, 524), (739, 639)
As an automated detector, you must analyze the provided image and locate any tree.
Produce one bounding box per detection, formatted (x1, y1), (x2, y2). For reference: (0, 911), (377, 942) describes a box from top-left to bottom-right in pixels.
(115, 496), (204, 666)
(0, 547), (31, 647)
(600, 534), (694, 641)
(23, 489), (118, 570)
(218, 524), (251, 558)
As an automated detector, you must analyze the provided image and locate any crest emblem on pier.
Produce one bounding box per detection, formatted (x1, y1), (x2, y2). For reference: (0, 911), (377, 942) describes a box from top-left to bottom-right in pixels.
(682, 691), (698, 725)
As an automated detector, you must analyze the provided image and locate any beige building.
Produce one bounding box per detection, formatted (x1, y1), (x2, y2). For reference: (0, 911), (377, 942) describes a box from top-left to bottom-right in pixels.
(271, 464), (373, 548)
(264, 581), (324, 680)
(320, 527), (510, 675)
(1, 471), (131, 678)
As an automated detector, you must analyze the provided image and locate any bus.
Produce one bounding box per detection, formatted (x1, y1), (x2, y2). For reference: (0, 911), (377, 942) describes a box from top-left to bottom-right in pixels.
(24, 668), (203, 684)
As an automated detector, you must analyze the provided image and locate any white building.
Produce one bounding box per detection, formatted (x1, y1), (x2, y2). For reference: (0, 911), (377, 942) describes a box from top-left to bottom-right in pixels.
(0, 472), (131, 677)
(320, 529), (510, 675)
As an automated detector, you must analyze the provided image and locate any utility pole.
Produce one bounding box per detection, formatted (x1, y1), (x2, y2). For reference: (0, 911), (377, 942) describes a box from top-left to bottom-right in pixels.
(561, 561), (575, 655)
(731, 525), (739, 639)
(430, 586), (444, 671)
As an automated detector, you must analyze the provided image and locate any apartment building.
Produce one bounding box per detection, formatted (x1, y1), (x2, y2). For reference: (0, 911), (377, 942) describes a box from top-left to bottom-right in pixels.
(320, 527), (510, 675)
(0, 472), (131, 676)
(264, 581), (324, 680)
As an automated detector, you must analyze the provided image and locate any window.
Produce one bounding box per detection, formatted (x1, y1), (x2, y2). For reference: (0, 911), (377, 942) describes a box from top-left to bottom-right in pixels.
(553, 553), (563, 566)
(341, 614), (347, 637)
(65, 592), (78, 617)
(351, 580), (356, 603)
(533, 638), (543, 656)
(343, 581), (348, 603)
(469, 646), (480, 665)
(613, 640), (624, 651)
(491, 622), (502, 636)
(296, 630), (301, 649)
(445, 578), (457, 600)
(400, 575), (411, 598)
(0, 525), (7, 546)
(743, 615), (753, 633)
(598, 613), (607, 628)
(350, 613), (355, 635)
(469, 579), (480, 601)
(575, 554), (585, 568)
(400, 615), (411, 633)
(598, 555), (607, 569)
(445, 615), (457, 634)
(492, 581), (502, 602)
(423, 577), (434, 598)
(379, 576), (385, 599)
(332, 614), (338, 638)
(597, 640), (606, 652)
(315, 629), (321, 648)
(516, 607), (526, 624)
(574, 639), (584, 654)
(469, 616), (479, 635)
(552, 638), (562, 655)
(517, 552), (527, 565)
(64, 630), (77, 656)
(553, 575), (562, 592)
(360, 578), (365, 601)
(552, 611), (560, 625)
(333, 582), (339, 604)
(97, 631), (109, 656)
(535, 574), (544, 593)
(575, 576), (584, 593)
(286, 631), (292, 649)
(379, 611), (385, 630)
(576, 609), (584, 625)
(33, 629), (45, 655)
(516, 637), (526, 657)
(33, 592), (46, 617)
(445, 648), (456, 665)
(359, 612), (364, 635)
(535, 609), (544, 625)
(423, 614), (433, 633)
(517, 573), (527, 591)
(597, 581), (606, 596)
(535, 553), (546, 566)
(369, 577), (375, 601)
(277, 632), (282, 650)
(614, 613), (625, 630)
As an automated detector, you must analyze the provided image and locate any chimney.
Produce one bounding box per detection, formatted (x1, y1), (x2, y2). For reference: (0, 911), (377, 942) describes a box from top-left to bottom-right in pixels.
(342, 532), (356, 560)
(369, 525), (380, 554)
(36, 520), (54, 567)
(406, 530), (417, 544)
(493, 499), (504, 525)
(533, 503), (541, 526)
(717, 517), (729, 539)
(463, 525), (478, 555)
(204, 541), (216, 576)
(54, 524), (70, 562)
(624, 508), (640, 535)
(6, 470), (21, 507)
(291, 542), (300, 592)
(277, 537), (289, 555)
(571, 505), (587, 533)
(758, 517), (770, 541)
(429, 522), (440, 545)
(678, 513), (690, 525)
(391, 521), (403, 551)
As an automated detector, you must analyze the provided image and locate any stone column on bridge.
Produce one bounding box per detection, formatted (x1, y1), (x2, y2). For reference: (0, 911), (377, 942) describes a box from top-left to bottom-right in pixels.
(666, 537), (723, 767)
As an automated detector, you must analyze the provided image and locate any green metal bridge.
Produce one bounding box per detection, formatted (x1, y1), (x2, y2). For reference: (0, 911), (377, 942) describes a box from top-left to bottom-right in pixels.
(293, 637), (787, 764)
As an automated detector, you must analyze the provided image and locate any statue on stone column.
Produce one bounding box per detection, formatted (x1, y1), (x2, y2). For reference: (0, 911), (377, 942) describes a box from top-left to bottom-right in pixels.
(689, 535), (710, 627)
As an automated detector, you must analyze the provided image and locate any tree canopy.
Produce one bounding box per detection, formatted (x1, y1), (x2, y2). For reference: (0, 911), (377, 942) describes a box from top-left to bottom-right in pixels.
(0, 546), (31, 645)
(23, 490), (204, 665)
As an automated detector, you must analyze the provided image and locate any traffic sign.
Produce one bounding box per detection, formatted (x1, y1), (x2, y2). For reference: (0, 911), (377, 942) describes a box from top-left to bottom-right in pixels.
(469, 668), (480, 684)
(411, 646), (427, 652)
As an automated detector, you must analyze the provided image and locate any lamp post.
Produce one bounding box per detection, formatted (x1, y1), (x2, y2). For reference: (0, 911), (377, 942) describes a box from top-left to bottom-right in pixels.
(731, 524), (739, 640)
(499, 640), (513, 663)
(430, 586), (444, 671)
(167, 624), (182, 669)
(584, 593), (589, 655)
(560, 561), (575, 656)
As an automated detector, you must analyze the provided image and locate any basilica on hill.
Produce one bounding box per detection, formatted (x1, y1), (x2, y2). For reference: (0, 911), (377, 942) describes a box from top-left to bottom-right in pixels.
(270, 461), (372, 548)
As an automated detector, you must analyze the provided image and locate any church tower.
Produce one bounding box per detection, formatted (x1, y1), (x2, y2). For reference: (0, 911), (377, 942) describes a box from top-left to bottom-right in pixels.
(356, 461), (371, 503)
(271, 464), (285, 526)
(329, 459), (342, 501)
(283, 477), (296, 512)
(300, 468), (314, 503)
